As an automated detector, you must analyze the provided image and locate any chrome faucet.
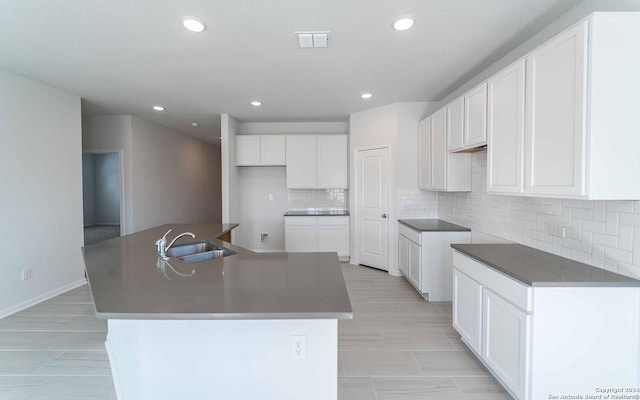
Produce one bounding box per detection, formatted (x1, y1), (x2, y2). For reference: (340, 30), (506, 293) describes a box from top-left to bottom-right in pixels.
(155, 229), (195, 260)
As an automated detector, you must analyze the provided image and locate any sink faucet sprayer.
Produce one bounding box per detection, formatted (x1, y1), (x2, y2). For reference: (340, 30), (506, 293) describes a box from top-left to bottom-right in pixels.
(156, 229), (195, 260)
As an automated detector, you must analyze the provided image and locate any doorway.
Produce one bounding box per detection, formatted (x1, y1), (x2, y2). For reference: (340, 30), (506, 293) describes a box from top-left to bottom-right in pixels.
(354, 146), (390, 271)
(82, 150), (124, 245)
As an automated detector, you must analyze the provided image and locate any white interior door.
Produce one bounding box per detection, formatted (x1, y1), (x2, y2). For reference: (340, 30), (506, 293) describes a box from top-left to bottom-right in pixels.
(356, 147), (389, 271)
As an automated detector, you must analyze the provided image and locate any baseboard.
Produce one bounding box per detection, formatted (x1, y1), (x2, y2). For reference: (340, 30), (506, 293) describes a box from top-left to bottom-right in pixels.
(105, 338), (123, 400)
(0, 278), (87, 319)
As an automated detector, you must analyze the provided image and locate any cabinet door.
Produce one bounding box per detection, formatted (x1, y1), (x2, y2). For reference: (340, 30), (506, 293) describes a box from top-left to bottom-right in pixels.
(236, 136), (261, 166)
(284, 217), (318, 252)
(464, 82), (487, 147)
(525, 21), (587, 197)
(430, 108), (447, 190)
(261, 135), (286, 166)
(286, 136), (317, 188)
(452, 268), (482, 354)
(418, 117), (431, 190)
(407, 240), (421, 290)
(317, 135), (348, 188)
(447, 97), (465, 151)
(487, 60), (525, 194)
(483, 289), (530, 400)
(318, 225), (349, 258)
(398, 234), (409, 276)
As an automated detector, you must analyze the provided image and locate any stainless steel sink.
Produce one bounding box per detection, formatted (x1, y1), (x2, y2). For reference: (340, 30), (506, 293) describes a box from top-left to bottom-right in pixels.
(167, 241), (236, 263)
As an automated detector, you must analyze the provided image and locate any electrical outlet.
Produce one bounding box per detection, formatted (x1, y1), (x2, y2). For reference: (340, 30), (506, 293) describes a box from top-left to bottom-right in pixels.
(22, 268), (32, 281)
(260, 233), (268, 243)
(268, 194), (274, 201)
(549, 226), (566, 238)
(290, 335), (307, 360)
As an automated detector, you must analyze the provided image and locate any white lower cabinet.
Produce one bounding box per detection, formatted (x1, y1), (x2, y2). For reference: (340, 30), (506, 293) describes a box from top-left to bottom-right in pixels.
(482, 289), (530, 400)
(452, 269), (482, 354)
(398, 224), (471, 301)
(452, 250), (640, 400)
(285, 216), (349, 261)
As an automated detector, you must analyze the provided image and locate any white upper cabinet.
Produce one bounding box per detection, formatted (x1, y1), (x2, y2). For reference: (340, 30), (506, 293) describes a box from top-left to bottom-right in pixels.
(464, 82), (488, 148)
(418, 117), (431, 190)
(419, 111), (471, 192)
(236, 135), (286, 166)
(487, 60), (526, 194)
(524, 13), (640, 199)
(287, 135), (348, 189)
(525, 21), (587, 197)
(446, 97), (465, 151)
(317, 135), (348, 188)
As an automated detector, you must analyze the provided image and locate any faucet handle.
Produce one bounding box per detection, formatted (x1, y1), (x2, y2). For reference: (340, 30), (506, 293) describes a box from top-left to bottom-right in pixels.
(161, 229), (172, 242)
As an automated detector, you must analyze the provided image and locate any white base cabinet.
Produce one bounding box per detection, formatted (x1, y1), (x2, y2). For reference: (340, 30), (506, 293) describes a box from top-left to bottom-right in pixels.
(398, 224), (470, 301)
(452, 250), (640, 400)
(285, 216), (350, 261)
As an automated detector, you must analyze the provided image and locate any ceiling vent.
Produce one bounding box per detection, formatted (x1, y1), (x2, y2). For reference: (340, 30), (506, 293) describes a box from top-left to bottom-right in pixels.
(296, 31), (329, 48)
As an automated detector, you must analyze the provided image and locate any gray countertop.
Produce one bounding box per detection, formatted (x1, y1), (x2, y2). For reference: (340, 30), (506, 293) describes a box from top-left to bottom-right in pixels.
(82, 223), (353, 320)
(399, 219), (470, 232)
(285, 210), (350, 216)
(452, 243), (640, 287)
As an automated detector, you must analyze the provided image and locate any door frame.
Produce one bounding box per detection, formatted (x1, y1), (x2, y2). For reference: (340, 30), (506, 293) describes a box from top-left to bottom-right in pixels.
(82, 148), (126, 236)
(352, 144), (392, 271)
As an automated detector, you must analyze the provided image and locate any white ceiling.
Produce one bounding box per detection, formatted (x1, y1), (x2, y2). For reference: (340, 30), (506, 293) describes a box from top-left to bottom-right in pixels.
(0, 0), (581, 143)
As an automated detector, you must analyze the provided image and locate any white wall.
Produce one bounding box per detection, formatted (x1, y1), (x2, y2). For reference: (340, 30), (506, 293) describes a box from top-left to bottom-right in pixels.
(82, 115), (134, 233)
(349, 102), (438, 274)
(0, 68), (86, 317)
(440, 152), (640, 280)
(221, 114), (241, 244)
(130, 117), (220, 232)
(83, 116), (220, 234)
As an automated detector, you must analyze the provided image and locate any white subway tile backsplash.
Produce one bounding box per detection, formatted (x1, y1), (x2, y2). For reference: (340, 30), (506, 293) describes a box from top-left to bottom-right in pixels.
(438, 151), (640, 279)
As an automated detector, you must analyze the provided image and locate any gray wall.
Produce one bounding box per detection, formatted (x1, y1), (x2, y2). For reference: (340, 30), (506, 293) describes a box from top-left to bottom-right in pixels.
(82, 154), (96, 226)
(0, 67), (85, 317)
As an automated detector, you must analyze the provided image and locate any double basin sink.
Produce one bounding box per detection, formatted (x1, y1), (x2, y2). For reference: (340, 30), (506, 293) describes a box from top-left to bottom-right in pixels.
(168, 241), (236, 264)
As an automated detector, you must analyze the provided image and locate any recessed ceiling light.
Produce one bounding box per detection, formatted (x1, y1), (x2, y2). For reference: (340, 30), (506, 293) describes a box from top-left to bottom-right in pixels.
(361, 93), (373, 99)
(153, 105), (165, 111)
(182, 16), (206, 33)
(251, 101), (262, 107)
(191, 122), (199, 127)
(393, 16), (415, 31)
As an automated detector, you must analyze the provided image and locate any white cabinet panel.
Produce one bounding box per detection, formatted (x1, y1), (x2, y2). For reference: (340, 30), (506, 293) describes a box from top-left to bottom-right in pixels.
(407, 240), (421, 289)
(284, 226), (317, 252)
(236, 136), (261, 166)
(464, 82), (487, 147)
(487, 60), (525, 194)
(318, 135), (348, 188)
(418, 117), (431, 190)
(286, 216), (350, 260)
(483, 289), (530, 400)
(452, 268), (482, 354)
(525, 22), (587, 197)
(430, 108), (447, 191)
(398, 235), (409, 276)
(261, 135), (286, 165)
(286, 136), (317, 188)
(447, 97), (465, 151)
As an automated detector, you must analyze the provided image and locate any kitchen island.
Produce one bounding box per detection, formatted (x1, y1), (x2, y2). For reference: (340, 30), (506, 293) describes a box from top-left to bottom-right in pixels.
(82, 223), (352, 400)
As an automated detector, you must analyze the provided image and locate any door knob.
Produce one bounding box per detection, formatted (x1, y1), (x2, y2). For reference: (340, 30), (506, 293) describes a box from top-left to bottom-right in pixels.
(381, 214), (387, 218)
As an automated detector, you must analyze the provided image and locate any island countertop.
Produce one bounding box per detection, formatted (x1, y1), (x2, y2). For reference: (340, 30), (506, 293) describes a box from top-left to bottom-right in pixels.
(452, 243), (640, 287)
(82, 223), (353, 320)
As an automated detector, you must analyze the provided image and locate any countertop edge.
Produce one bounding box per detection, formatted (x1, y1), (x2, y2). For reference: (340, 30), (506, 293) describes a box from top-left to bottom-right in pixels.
(399, 219), (471, 232)
(96, 312), (354, 320)
(451, 245), (640, 288)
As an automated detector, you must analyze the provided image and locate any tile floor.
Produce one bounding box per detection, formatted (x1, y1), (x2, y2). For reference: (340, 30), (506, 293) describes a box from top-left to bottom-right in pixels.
(0, 263), (510, 399)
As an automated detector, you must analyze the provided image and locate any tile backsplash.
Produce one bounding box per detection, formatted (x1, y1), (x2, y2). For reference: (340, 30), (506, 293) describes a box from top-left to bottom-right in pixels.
(397, 189), (438, 219)
(288, 189), (348, 211)
(438, 151), (640, 280)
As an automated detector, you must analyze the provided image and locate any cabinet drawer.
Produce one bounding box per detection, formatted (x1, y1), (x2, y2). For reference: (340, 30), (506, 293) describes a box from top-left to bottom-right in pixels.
(398, 224), (420, 244)
(318, 216), (349, 226)
(453, 251), (532, 312)
(284, 216), (317, 226)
